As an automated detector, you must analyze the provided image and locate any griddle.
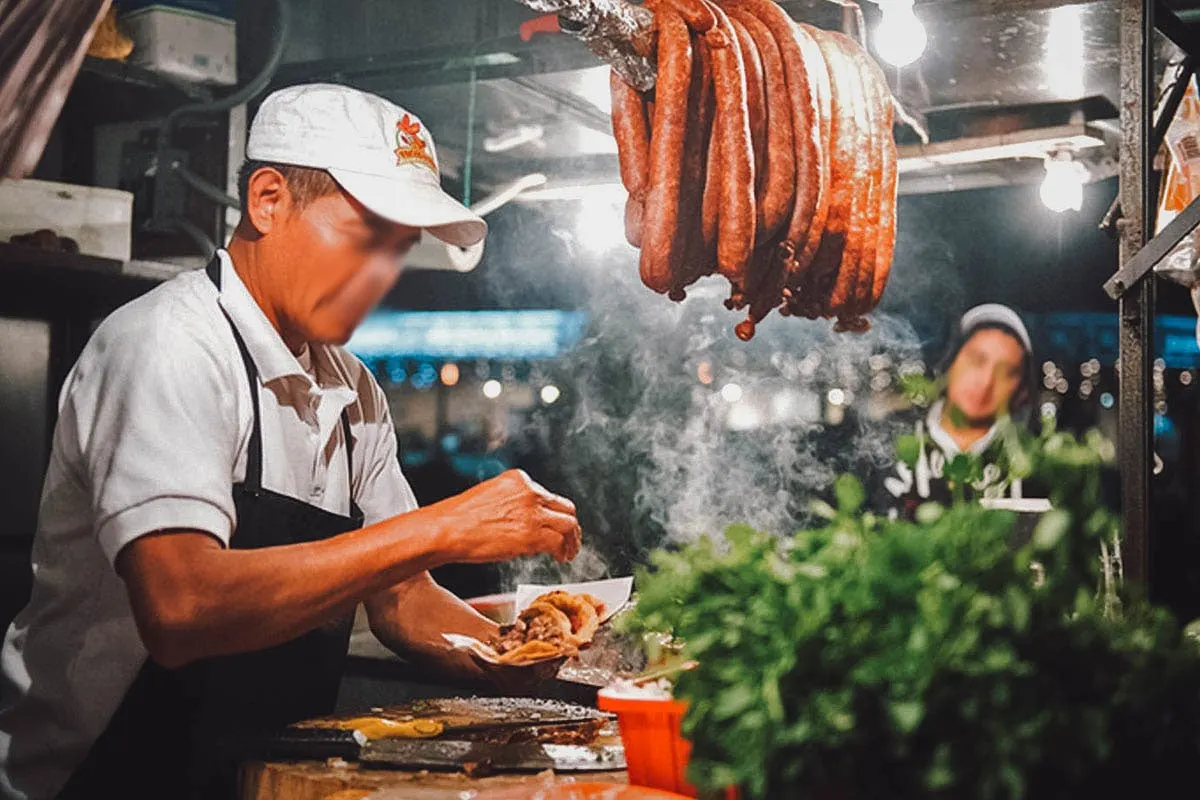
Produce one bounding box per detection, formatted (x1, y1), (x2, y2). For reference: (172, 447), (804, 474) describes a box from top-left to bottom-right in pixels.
(234, 697), (616, 767)
(359, 739), (627, 775)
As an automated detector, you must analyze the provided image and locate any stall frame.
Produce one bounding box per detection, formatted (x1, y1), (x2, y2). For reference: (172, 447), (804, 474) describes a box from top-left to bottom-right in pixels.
(1107, 0), (1200, 587)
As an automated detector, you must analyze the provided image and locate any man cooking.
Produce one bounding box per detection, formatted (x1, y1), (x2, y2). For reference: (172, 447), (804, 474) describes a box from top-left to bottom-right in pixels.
(881, 303), (1041, 518)
(0, 84), (582, 800)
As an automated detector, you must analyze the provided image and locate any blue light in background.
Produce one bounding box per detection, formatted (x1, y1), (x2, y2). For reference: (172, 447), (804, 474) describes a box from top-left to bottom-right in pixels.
(1156, 413), (1176, 438)
(348, 309), (589, 361)
(411, 362), (438, 390)
(1026, 313), (1199, 370)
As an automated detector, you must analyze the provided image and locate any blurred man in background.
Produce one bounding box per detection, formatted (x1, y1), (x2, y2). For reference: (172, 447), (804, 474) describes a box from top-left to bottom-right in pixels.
(881, 303), (1040, 519)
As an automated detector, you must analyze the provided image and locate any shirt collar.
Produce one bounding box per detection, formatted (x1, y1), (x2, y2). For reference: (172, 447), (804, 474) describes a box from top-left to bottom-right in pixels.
(214, 250), (314, 387)
(926, 398), (999, 457)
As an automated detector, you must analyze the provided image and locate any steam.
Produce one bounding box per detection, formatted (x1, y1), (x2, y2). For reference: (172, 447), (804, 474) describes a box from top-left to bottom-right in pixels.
(488, 198), (960, 584)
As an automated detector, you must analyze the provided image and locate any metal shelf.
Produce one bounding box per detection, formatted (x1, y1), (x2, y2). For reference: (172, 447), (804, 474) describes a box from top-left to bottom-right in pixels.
(78, 56), (214, 103)
(0, 242), (161, 314)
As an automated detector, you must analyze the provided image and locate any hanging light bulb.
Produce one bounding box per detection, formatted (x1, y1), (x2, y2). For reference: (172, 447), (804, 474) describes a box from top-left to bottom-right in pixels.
(873, 0), (927, 68)
(1040, 153), (1087, 213)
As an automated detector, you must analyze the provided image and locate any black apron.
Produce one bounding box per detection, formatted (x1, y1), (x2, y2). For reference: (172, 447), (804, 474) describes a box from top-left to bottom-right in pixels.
(58, 259), (365, 799)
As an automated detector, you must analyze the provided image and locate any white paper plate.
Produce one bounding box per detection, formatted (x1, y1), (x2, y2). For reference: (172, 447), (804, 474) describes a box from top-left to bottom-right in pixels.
(444, 577), (635, 666)
(513, 577), (634, 623)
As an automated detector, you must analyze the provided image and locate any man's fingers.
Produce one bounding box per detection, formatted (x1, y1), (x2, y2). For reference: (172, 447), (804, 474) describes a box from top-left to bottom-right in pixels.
(539, 508), (582, 562)
(529, 482), (577, 516)
(542, 492), (577, 517)
(511, 471), (576, 516)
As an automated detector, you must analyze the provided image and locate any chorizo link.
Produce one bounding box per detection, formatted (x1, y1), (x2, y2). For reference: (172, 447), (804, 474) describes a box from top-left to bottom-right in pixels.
(735, 239), (788, 341)
(871, 92), (898, 310)
(729, 16), (766, 187)
(660, 0), (717, 32)
(789, 28), (856, 319)
(728, 8), (794, 244)
(673, 28), (718, 296)
(611, 68), (652, 202)
(847, 37), (889, 320)
(788, 23), (832, 278)
(639, 8), (692, 294)
(699, 34), (721, 258)
(706, 1), (756, 287)
(625, 195), (644, 248)
(726, 0), (828, 286)
(826, 33), (871, 321)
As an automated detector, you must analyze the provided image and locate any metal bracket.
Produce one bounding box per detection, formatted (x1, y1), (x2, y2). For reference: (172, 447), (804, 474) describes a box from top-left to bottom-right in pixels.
(1104, 191), (1200, 299)
(1099, 54), (1195, 237)
(1103, 2), (1200, 299)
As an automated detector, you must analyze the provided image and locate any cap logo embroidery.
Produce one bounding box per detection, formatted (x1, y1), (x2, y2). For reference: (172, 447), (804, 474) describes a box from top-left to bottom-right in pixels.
(394, 114), (437, 174)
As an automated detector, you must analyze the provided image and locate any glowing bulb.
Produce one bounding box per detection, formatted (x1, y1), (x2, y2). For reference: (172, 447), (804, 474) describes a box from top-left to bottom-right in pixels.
(873, 0), (927, 67)
(440, 362), (460, 387)
(721, 382), (743, 403)
(540, 384), (561, 404)
(1040, 155), (1086, 213)
(482, 379), (502, 399)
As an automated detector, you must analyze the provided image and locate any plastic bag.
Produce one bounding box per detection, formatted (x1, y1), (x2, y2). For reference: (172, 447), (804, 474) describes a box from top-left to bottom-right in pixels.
(1154, 69), (1200, 287)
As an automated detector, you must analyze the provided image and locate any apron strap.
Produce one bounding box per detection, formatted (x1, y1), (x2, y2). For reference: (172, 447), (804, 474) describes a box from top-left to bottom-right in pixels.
(341, 411), (358, 511)
(206, 255), (266, 493)
(207, 254), (359, 505)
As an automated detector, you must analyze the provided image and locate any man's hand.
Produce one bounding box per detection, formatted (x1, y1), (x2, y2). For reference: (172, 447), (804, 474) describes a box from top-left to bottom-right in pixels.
(430, 470), (582, 564)
(367, 573), (568, 693)
(477, 656), (567, 695)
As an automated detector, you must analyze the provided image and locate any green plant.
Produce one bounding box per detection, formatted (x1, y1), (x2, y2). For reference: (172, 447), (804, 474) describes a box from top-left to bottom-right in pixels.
(622, 427), (1200, 798)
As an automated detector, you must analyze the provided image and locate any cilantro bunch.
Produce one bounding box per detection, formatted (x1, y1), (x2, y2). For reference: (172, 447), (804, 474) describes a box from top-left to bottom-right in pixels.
(623, 428), (1200, 798)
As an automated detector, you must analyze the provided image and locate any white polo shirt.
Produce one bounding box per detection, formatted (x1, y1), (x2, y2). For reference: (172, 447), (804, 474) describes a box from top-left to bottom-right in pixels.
(0, 251), (418, 800)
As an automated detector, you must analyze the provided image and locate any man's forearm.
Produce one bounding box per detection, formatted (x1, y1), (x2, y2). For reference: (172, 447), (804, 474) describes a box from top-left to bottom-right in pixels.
(119, 505), (456, 668)
(365, 573), (499, 680)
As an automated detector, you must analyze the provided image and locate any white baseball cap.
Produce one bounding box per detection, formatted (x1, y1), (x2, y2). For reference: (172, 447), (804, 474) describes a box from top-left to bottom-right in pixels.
(960, 303), (1032, 353)
(246, 83), (486, 248)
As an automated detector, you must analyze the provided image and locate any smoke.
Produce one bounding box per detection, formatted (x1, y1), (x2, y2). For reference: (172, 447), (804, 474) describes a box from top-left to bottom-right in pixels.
(489, 196), (958, 584)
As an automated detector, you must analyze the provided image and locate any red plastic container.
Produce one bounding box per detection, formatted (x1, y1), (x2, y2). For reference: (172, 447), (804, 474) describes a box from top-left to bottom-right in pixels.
(473, 782), (692, 799)
(597, 689), (739, 800)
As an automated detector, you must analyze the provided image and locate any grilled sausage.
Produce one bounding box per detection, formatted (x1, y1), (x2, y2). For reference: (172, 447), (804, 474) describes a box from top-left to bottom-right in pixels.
(706, 1), (756, 287)
(611, 69), (652, 202)
(639, 7), (692, 294)
(728, 7), (795, 244)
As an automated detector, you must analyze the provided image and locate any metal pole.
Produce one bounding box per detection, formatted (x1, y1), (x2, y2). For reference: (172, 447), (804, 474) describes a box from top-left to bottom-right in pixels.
(1117, 0), (1154, 587)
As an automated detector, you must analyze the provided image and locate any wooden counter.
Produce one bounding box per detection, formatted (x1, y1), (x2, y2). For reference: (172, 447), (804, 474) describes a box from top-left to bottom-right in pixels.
(242, 760), (628, 800)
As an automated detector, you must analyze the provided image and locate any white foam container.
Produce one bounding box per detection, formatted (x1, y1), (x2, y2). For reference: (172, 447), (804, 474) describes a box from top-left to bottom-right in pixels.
(0, 179), (133, 262)
(121, 6), (237, 86)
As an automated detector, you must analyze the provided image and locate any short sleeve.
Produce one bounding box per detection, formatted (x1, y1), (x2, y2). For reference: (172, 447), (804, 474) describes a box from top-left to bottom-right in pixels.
(67, 300), (242, 566)
(353, 381), (419, 526)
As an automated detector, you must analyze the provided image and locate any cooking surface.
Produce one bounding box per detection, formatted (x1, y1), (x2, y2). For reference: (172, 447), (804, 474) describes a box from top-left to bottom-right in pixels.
(359, 739), (626, 772)
(295, 697), (613, 733)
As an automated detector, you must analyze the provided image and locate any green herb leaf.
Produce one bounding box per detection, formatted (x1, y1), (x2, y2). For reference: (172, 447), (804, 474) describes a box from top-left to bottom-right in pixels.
(712, 684), (757, 721)
(915, 503), (944, 525)
(896, 434), (921, 466)
(1032, 509), (1071, 551)
(889, 700), (925, 733)
(834, 474), (866, 514)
